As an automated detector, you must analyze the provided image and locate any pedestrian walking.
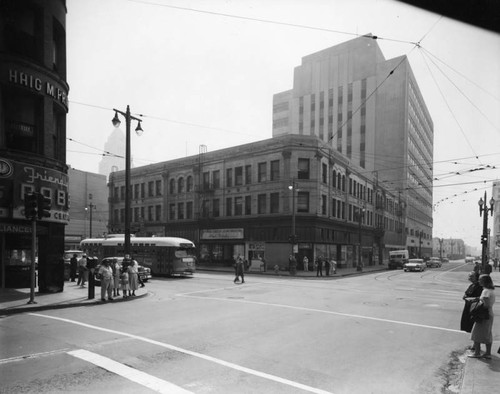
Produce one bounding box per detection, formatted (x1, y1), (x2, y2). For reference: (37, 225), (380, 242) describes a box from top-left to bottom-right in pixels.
(324, 258), (331, 276)
(77, 254), (88, 287)
(468, 274), (495, 358)
(234, 254), (245, 283)
(112, 259), (121, 297)
(460, 272), (482, 334)
(70, 253), (78, 282)
(330, 259), (337, 274)
(128, 259), (139, 296)
(120, 266), (130, 299)
(316, 256), (323, 277)
(303, 256), (309, 271)
(289, 254), (297, 276)
(98, 259), (114, 301)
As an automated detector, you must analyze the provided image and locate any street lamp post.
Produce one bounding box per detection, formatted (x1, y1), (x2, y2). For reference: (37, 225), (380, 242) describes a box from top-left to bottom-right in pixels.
(112, 106), (143, 256)
(357, 206), (366, 272)
(478, 191), (494, 273)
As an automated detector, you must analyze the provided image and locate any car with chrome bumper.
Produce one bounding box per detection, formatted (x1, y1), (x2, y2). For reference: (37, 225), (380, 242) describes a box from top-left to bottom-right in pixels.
(404, 258), (426, 272)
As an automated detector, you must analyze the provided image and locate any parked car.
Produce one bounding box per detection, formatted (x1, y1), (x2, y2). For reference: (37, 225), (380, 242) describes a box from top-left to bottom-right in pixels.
(426, 257), (442, 268)
(404, 258), (426, 272)
(63, 250), (84, 280)
(94, 257), (152, 286)
(442, 257), (449, 263)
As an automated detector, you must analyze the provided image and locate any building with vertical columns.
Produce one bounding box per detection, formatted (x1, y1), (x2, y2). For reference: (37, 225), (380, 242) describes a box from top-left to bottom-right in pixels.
(0, 0), (69, 290)
(108, 134), (405, 270)
(272, 35), (434, 258)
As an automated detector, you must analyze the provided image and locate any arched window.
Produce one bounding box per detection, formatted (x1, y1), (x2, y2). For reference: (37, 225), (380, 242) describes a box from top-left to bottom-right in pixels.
(342, 175), (346, 192)
(169, 178), (175, 194)
(332, 170), (337, 188)
(178, 177), (184, 193)
(186, 176), (193, 192)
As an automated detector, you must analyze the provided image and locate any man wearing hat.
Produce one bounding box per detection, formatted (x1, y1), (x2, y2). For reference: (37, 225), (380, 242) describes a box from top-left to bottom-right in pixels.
(77, 254), (88, 287)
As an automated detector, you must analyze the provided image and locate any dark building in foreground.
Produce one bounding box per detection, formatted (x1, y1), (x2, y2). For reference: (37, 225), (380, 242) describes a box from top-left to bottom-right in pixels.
(0, 0), (69, 290)
(108, 134), (404, 270)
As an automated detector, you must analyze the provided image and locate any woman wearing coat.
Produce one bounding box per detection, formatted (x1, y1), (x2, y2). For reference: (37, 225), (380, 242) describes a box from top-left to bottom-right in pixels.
(460, 272), (483, 333)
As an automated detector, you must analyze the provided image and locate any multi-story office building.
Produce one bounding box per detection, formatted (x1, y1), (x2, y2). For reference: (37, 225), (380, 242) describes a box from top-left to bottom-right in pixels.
(108, 134), (404, 270)
(65, 168), (108, 249)
(0, 0), (69, 289)
(273, 35), (433, 258)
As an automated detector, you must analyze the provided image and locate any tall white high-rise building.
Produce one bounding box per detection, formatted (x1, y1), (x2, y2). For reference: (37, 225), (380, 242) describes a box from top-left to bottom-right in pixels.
(273, 35), (433, 256)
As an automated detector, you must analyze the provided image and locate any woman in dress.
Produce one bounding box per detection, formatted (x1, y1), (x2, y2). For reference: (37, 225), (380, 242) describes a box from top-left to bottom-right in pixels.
(112, 259), (121, 297)
(120, 266), (129, 299)
(469, 274), (496, 359)
(460, 272), (482, 333)
(127, 260), (139, 296)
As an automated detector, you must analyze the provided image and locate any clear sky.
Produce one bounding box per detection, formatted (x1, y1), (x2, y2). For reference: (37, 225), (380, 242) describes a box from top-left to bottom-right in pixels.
(65, 0), (500, 249)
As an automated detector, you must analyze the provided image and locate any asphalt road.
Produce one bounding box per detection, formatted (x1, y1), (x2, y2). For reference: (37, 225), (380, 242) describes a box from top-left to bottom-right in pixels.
(1, 262), (495, 394)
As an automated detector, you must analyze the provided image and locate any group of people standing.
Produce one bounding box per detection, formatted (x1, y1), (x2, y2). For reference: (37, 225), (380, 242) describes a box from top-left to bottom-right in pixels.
(69, 253), (144, 302)
(460, 271), (496, 359)
(312, 256), (337, 277)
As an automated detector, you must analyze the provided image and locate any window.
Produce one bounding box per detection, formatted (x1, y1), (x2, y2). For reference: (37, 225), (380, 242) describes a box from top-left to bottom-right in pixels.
(226, 197), (232, 216)
(114, 209), (119, 223)
(245, 165), (252, 184)
(270, 192), (280, 213)
(155, 180), (162, 196)
(213, 199), (220, 217)
(235, 167), (243, 186)
(213, 170), (220, 189)
(148, 206), (153, 221)
(148, 181), (154, 197)
(186, 201), (193, 219)
(258, 194), (267, 214)
(140, 183), (145, 198)
(120, 186), (125, 200)
(297, 192), (309, 213)
(322, 163), (328, 184)
(298, 159), (310, 179)
(322, 195), (327, 215)
(203, 171), (210, 189)
(332, 170), (337, 188)
(114, 187), (119, 200)
(178, 203), (184, 219)
(120, 208), (125, 223)
(226, 168), (233, 187)
(134, 184), (139, 199)
(186, 176), (193, 192)
(134, 207), (140, 222)
(169, 204), (175, 220)
(235, 197), (243, 215)
(258, 162), (267, 182)
(201, 200), (209, 217)
(169, 179), (175, 194)
(178, 178), (184, 193)
(245, 195), (252, 215)
(270, 160), (280, 181)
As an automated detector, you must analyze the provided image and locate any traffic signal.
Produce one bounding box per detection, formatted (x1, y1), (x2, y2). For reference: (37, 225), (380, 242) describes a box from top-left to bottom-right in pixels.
(24, 193), (38, 219)
(481, 234), (488, 245)
(37, 193), (51, 219)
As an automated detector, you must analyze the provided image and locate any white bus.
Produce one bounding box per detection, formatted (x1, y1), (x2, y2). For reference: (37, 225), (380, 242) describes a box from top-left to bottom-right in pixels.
(80, 236), (196, 276)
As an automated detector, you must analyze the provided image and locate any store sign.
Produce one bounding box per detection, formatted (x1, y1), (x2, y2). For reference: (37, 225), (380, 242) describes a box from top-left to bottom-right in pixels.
(0, 223), (32, 234)
(0, 158), (69, 224)
(201, 228), (244, 240)
(5, 68), (68, 110)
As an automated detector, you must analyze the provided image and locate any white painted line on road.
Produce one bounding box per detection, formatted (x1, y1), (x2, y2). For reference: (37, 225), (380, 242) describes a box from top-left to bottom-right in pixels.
(177, 294), (465, 334)
(176, 279), (287, 296)
(68, 349), (192, 394)
(29, 313), (333, 394)
(0, 348), (71, 365)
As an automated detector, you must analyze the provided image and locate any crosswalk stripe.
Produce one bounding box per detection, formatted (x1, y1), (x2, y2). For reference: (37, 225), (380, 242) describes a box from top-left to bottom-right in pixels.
(68, 349), (192, 394)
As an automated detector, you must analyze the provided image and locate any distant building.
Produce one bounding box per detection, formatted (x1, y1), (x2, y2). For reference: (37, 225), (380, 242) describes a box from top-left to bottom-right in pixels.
(98, 127), (132, 180)
(65, 168), (108, 249)
(108, 134), (404, 270)
(432, 238), (465, 260)
(272, 35), (433, 259)
(491, 181), (500, 259)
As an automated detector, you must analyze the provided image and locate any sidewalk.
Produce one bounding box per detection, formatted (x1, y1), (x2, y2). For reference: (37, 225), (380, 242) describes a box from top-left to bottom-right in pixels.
(1, 265), (498, 394)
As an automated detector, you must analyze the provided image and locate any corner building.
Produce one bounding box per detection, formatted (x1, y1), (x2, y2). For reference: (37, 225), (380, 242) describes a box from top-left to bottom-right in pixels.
(108, 134), (404, 270)
(273, 36), (433, 258)
(0, 0), (69, 290)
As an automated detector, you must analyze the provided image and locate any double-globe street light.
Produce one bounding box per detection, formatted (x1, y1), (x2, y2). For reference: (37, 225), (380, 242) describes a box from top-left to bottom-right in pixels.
(112, 106), (143, 256)
(478, 191), (494, 273)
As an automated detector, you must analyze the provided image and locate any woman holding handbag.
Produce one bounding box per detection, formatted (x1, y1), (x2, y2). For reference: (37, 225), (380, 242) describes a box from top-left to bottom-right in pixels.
(468, 274), (496, 359)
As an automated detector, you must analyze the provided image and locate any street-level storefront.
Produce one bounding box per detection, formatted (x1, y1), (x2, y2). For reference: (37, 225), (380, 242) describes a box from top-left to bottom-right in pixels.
(198, 228), (245, 268)
(0, 158), (69, 290)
